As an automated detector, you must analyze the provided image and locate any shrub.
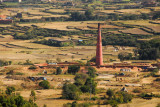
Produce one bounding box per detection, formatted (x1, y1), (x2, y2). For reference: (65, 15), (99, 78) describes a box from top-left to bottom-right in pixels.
(106, 89), (115, 99)
(0, 94), (37, 107)
(15, 72), (24, 75)
(87, 66), (97, 78)
(67, 65), (80, 75)
(133, 88), (141, 93)
(39, 80), (50, 89)
(62, 82), (81, 100)
(56, 67), (62, 75)
(28, 65), (37, 70)
(5, 86), (15, 95)
(74, 73), (88, 86)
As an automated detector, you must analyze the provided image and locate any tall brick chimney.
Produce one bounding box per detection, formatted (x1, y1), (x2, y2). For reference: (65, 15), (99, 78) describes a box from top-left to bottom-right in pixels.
(96, 23), (103, 67)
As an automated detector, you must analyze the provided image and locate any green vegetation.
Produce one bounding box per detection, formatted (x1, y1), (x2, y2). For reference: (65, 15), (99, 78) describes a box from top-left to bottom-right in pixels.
(28, 65), (37, 70)
(23, 59), (33, 65)
(105, 89), (133, 107)
(67, 65), (80, 75)
(39, 80), (50, 89)
(62, 82), (81, 100)
(0, 95), (38, 107)
(62, 67), (97, 100)
(63, 101), (91, 107)
(0, 87), (37, 107)
(30, 90), (36, 102)
(56, 67), (62, 75)
(5, 86), (15, 95)
(138, 38), (160, 60)
(118, 52), (133, 61)
(0, 60), (12, 67)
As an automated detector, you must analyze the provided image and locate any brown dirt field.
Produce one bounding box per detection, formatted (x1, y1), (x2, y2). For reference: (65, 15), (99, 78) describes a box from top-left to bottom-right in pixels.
(115, 9), (151, 14)
(0, 35), (14, 42)
(118, 20), (153, 26)
(87, 24), (123, 29)
(119, 98), (160, 107)
(146, 25), (160, 33)
(120, 28), (152, 35)
(19, 21), (105, 31)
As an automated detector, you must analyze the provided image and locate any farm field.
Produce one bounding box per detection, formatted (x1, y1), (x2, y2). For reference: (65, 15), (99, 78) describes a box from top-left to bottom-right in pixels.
(0, 37), (135, 63)
(19, 21), (105, 31)
(0, 0), (160, 107)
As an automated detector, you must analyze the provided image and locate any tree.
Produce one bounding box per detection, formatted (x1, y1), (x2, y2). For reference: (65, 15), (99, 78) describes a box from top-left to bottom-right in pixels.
(56, 67), (62, 75)
(74, 73), (88, 86)
(0, 94), (37, 107)
(81, 78), (97, 94)
(85, 9), (93, 20)
(68, 65), (80, 75)
(118, 52), (133, 61)
(62, 82), (81, 100)
(5, 86), (15, 95)
(30, 90), (36, 102)
(87, 66), (97, 78)
(138, 39), (160, 60)
(39, 80), (50, 89)
(106, 89), (114, 99)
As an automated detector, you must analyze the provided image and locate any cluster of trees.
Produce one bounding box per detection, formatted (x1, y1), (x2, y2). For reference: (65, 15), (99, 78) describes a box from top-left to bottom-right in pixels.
(107, 13), (151, 21)
(69, 11), (160, 21)
(63, 101), (91, 107)
(34, 39), (73, 47)
(13, 27), (67, 40)
(102, 33), (138, 47)
(105, 89), (133, 107)
(117, 39), (160, 61)
(70, 9), (94, 21)
(0, 60), (12, 67)
(0, 86), (38, 107)
(118, 52), (133, 61)
(62, 66), (97, 100)
(67, 65), (80, 75)
(138, 39), (160, 60)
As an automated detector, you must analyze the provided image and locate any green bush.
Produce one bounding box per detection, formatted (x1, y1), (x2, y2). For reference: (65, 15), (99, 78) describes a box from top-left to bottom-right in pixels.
(28, 65), (37, 70)
(62, 82), (81, 100)
(0, 94), (37, 107)
(67, 65), (80, 75)
(56, 67), (62, 75)
(132, 88), (141, 93)
(39, 80), (50, 89)
(5, 86), (15, 95)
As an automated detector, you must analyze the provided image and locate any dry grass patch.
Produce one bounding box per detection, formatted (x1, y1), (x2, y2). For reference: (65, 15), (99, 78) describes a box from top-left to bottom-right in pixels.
(120, 28), (152, 35)
(115, 9), (151, 14)
(19, 21), (104, 31)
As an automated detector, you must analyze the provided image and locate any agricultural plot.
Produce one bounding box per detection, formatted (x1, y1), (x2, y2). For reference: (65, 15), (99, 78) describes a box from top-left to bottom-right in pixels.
(19, 21), (105, 31)
(115, 9), (151, 14)
(120, 28), (152, 35)
(145, 25), (160, 33)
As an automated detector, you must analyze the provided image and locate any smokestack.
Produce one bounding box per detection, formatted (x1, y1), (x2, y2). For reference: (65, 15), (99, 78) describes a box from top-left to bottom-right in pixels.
(96, 23), (103, 67)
